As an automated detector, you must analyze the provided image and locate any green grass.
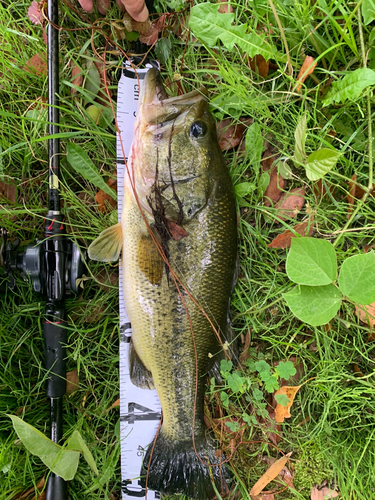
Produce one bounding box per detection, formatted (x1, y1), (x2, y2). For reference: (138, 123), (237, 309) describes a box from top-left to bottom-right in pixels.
(1, 0), (375, 498)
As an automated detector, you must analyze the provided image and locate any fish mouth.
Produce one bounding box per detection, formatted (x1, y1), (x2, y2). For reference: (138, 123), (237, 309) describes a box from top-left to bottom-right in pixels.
(140, 69), (207, 125)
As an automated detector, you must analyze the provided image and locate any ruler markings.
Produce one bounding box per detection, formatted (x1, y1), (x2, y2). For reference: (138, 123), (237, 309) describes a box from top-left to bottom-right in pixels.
(117, 61), (161, 500)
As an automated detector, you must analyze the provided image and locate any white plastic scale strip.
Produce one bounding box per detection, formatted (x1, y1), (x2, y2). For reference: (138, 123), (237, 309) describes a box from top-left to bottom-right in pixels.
(117, 60), (162, 500)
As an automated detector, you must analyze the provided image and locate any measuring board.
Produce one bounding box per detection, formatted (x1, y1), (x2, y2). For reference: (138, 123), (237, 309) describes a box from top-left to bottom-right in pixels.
(117, 60), (162, 500)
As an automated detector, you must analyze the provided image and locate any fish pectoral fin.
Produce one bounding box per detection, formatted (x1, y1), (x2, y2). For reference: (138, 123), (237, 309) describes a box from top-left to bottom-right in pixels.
(88, 223), (123, 262)
(129, 340), (154, 390)
(137, 233), (164, 285)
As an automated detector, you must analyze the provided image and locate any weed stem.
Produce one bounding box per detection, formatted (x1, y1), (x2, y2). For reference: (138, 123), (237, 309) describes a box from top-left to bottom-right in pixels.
(333, 9), (373, 249)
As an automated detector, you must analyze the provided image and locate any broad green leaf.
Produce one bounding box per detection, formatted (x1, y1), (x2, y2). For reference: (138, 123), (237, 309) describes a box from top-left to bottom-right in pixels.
(220, 391), (229, 408)
(263, 374), (280, 392)
(362, 0), (375, 25)
(323, 68), (375, 107)
(276, 361), (296, 380)
(66, 143), (117, 201)
(226, 421), (240, 432)
(220, 359), (233, 374)
(189, 3), (277, 60)
(338, 252), (375, 305)
(275, 394), (290, 406)
(245, 123), (263, 174)
(234, 182), (256, 200)
(258, 171), (270, 197)
(67, 430), (98, 476)
(9, 415), (80, 481)
(155, 38), (172, 64)
(286, 238), (337, 286)
(305, 148), (341, 181)
(294, 113), (307, 166)
(227, 372), (246, 393)
(283, 284), (342, 326)
(277, 160), (293, 179)
(252, 388), (264, 401)
(255, 360), (271, 374)
(84, 63), (101, 101)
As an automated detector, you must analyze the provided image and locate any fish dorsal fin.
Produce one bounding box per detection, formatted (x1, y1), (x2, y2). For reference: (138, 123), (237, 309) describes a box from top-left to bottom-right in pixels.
(88, 223), (123, 262)
(137, 233), (164, 285)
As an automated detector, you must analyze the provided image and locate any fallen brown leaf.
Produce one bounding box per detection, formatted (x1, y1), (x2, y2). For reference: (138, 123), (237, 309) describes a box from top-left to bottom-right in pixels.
(239, 329), (251, 363)
(96, 268), (119, 290)
(66, 369), (79, 395)
(249, 54), (269, 78)
(28, 1), (44, 25)
(105, 398), (120, 413)
(267, 219), (313, 249)
(263, 166), (286, 206)
(296, 56), (317, 92)
(167, 221), (189, 241)
(95, 177), (117, 213)
(15, 477), (45, 500)
(218, 0), (234, 14)
(261, 456), (295, 490)
(355, 303), (375, 329)
(24, 53), (47, 76)
(0, 181), (16, 203)
(261, 149), (278, 172)
(70, 60), (83, 95)
(94, 60), (112, 105)
(216, 118), (252, 151)
(311, 486), (339, 500)
(274, 187), (305, 221)
(250, 452), (292, 496)
(274, 385), (301, 423)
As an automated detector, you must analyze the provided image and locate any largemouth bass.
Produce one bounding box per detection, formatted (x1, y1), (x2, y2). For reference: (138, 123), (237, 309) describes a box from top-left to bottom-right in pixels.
(89, 69), (237, 499)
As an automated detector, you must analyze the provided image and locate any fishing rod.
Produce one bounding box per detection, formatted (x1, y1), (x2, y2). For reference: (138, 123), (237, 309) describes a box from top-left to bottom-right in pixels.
(1, 1), (85, 498)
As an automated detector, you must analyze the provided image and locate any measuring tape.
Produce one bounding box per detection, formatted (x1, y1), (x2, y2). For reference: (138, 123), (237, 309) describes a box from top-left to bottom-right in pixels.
(117, 59), (162, 500)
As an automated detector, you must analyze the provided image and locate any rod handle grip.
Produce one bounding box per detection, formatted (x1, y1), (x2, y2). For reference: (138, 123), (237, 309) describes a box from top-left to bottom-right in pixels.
(43, 319), (67, 399)
(46, 473), (67, 500)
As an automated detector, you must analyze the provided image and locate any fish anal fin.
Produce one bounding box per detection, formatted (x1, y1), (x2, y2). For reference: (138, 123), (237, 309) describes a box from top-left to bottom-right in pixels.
(129, 340), (154, 390)
(88, 223), (123, 262)
(137, 233), (163, 285)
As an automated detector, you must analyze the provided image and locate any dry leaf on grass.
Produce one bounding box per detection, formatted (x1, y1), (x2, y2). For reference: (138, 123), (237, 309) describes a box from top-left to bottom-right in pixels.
(263, 166), (286, 206)
(105, 398), (120, 413)
(355, 303), (375, 329)
(218, 0), (234, 14)
(0, 181), (16, 203)
(249, 54), (269, 78)
(274, 385), (302, 423)
(251, 494), (275, 500)
(27, 1), (44, 25)
(250, 452), (292, 496)
(347, 174), (375, 219)
(15, 477), (45, 500)
(167, 221), (189, 241)
(261, 456), (295, 490)
(70, 60), (83, 95)
(311, 486), (339, 499)
(66, 369), (79, 395)
(267, 219), (313, 249)
(274, 187), (305, 221)
(95, 177), (117, 213)
(239, 329), (251, 363)
(216, 118), (252, 151)
(296, 56), (317, 92)
(24, 54), (47, 76)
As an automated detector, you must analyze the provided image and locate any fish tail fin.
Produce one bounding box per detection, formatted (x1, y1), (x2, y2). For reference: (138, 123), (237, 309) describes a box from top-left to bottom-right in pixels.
(140, 428), (230, 499)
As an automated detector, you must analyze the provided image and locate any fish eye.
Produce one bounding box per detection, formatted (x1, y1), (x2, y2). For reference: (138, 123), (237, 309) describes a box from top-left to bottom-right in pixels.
(190, 121), (208, 139)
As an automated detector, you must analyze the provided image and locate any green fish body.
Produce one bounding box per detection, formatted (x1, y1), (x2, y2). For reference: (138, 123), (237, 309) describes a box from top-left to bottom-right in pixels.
(89, 69), (237, 499)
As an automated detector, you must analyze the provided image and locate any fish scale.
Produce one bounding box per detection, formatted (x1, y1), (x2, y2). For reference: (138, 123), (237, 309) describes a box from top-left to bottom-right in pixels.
(117, 60), (161, 500)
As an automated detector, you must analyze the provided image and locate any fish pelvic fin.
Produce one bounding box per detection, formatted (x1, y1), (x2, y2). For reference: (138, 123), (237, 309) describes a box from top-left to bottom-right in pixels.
(129, 339), (154, 390)
(140, 429), (231, 500)
(88, 223), (123, 262)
